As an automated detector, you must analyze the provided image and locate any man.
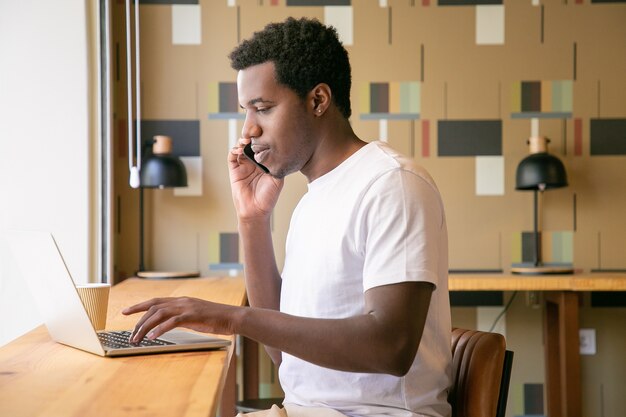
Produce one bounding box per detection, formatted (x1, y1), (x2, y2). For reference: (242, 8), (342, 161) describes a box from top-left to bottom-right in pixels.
(124, 17), (452, 417)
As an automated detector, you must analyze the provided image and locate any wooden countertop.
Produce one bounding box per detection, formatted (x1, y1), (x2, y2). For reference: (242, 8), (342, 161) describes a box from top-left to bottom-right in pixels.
(449, 272), (626, 291)
(0, 276), (247, 417)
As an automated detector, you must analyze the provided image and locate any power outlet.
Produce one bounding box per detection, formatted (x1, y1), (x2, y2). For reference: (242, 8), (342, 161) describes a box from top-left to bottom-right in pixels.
(525, 291), (541, 308)
(579, 328), (596, 355)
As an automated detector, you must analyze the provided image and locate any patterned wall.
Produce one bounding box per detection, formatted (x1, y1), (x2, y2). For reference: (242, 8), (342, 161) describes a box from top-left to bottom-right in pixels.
(111, 1), (626, 415)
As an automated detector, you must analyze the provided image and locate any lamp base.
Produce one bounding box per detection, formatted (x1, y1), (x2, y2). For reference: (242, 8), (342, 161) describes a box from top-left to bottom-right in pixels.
(136, 270), (200, 279)
(511, 264), (574, 275)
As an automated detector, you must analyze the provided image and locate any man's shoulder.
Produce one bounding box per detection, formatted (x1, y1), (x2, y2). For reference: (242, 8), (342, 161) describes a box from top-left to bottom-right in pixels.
(364, 141), (437, 188)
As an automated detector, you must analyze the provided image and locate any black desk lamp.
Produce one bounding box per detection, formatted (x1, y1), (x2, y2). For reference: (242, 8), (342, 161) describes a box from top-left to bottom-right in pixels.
(137, 135), (200, 279)
(512, 136), (573, 275)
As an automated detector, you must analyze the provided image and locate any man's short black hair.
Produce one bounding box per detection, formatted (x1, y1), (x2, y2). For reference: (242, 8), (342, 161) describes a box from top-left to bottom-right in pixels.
(229, 17), (352, 119)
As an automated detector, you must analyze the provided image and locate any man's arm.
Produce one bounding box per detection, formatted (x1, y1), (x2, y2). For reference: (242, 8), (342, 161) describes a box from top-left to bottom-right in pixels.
(238, 217), (283, 364)
(238, 281), (433, 376)
(227, 139), (284, 364)
(123, 280), (433, 376)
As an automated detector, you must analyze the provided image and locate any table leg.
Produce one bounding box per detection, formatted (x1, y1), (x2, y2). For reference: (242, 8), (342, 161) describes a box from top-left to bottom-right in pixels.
(543, 291), (581, 417)
(243, 337), (260, 399)
(221, 337), (259, 416)
(221, 349), (237, 417)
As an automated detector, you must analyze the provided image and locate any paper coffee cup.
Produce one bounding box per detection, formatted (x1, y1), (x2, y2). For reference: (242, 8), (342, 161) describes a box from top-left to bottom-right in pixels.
(76, 283), (110, 330)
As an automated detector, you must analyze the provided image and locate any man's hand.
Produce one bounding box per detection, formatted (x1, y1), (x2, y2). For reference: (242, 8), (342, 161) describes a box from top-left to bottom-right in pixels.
(228, 138), (284, 221)
(122, 297), (239, 343)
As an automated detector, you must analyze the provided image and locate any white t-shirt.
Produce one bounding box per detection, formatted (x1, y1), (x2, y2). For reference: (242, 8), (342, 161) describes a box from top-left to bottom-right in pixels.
(280, 141), (452, 417)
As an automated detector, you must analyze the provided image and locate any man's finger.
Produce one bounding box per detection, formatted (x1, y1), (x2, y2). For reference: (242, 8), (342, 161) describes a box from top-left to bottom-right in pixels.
(122, 297), (168, 315)
(129, 308), (165, 342)
(145, 317), (180, 340)
(124, 298), (173, 342)
(130, 305), (179, 342)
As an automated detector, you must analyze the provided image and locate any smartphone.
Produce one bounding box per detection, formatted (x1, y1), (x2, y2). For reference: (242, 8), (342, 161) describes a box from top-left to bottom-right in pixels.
(243, 142), (270, 174)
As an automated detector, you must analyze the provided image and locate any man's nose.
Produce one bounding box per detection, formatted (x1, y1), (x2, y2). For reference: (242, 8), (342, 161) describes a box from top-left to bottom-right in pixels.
(242, 116), (262, 139)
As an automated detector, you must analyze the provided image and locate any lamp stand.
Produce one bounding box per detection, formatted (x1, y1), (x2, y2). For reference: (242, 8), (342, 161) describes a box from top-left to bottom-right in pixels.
(512, 190), (574, 275)
(136, 187), (200, 279)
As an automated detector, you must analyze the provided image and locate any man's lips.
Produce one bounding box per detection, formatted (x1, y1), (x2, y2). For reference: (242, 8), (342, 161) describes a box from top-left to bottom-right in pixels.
(251, 144), (269, 163)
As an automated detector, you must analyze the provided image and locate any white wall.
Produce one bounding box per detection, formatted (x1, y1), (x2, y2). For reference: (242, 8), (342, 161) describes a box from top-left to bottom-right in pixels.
(0, 1), (94, 346)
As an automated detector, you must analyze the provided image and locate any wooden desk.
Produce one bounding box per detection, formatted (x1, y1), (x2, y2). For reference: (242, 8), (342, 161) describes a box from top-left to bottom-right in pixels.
(449, 273), (626, 417)
(0, 276), (246, 417)
(449, 273), (626, 292)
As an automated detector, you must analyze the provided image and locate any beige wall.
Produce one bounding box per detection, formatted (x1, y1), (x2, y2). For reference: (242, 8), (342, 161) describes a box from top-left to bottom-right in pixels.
(111, 1), (626, 415)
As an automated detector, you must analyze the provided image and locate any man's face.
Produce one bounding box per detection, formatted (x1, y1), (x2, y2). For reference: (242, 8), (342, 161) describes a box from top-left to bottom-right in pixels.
(237, 62), (315, 179)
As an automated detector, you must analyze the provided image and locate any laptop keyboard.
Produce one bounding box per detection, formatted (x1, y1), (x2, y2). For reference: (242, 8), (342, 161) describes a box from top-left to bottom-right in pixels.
(98, 330), (175, 349)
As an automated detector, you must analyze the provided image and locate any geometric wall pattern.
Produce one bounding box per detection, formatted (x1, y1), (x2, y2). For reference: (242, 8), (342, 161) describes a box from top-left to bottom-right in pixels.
(287, 0), (350, 5)
(122, 1), (626, 276)
(511, 80), (573, 119)
(118, 1), (626, 278)
(511, 231), (574, 266)
(590, 118), (626, 155)
(439, 0), (503, 5)
(523, 383), (544, 416)
(208, 232), (243, 271)
(140, 120), (200, 156)
(509, 382), (550, 417)
(208, 82), (243, 119)
(438, 120), (502, 156)
(359, 82), (420, 120)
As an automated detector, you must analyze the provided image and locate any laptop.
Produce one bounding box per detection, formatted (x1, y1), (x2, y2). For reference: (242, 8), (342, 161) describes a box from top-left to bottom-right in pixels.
(6, 230), (231, 357)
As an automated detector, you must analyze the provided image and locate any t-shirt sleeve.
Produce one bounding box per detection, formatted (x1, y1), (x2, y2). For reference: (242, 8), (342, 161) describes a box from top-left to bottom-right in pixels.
(356, 168), (446, 292)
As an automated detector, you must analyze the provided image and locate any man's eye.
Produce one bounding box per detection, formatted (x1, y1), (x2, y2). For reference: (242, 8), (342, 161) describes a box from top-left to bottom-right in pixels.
(257, 107), (271, 114)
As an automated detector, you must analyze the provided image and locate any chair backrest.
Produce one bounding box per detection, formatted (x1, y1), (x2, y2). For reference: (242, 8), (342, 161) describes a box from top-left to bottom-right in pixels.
(448, 328), (514, 417)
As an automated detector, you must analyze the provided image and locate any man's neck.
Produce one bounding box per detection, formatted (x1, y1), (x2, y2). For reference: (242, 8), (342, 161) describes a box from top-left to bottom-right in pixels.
(301, 117), (366, 183)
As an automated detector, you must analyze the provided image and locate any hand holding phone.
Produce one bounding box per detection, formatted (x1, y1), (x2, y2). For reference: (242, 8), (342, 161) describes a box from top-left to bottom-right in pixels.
(243, 143), (270, 174)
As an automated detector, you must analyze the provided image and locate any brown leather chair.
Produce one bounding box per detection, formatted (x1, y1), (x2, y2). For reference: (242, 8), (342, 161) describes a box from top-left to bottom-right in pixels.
(449, 328), (514, 417)
(236, 328), (514, 416)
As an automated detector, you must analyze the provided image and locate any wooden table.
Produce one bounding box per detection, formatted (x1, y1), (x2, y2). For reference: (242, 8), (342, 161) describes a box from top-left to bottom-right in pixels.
(448, 273), (626, 292)
(0, 276), (246, 417)
(449, 273), (626, 417)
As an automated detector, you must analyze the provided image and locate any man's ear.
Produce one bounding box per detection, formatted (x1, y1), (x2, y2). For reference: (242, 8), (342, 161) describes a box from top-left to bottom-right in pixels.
(309, 83), (332, 116)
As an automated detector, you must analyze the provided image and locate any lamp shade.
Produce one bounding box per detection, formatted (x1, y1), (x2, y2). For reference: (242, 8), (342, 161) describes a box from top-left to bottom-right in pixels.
(515, 152), (568, 191)
(139, 135), (187, 188)
(140, 154), (187, 188)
